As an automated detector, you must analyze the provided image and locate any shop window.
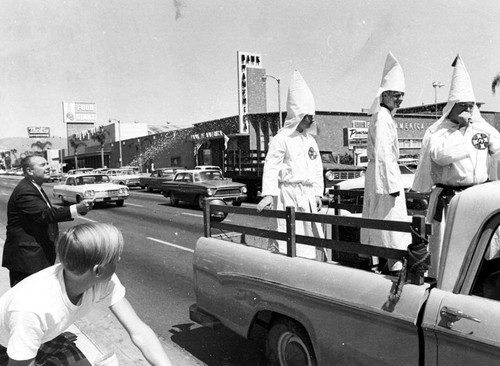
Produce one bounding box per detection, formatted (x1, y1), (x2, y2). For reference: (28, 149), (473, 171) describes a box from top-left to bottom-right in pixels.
(202, 149), (212, 165)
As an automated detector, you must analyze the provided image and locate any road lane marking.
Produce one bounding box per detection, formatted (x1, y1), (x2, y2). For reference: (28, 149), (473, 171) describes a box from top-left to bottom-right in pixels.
(182, 213), (203, 218)
(78, 216), (97, 222)
(146, 237), (194, 253)
(181, 212), (231, 222)
(125, 202), (144, 207)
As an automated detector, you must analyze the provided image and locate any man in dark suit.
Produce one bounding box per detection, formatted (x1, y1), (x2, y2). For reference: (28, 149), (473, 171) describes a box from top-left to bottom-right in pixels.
(2, 155), (93, 286)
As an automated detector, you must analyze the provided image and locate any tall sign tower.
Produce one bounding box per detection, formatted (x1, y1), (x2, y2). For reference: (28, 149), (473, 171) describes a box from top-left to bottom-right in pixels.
(237, 51), (266, 134)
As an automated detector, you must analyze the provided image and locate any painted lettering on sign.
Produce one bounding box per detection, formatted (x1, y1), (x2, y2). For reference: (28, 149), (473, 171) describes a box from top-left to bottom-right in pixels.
(191, 130), (224, 141)
(27, 127), (50, 138)
(397, 122), (425, 130)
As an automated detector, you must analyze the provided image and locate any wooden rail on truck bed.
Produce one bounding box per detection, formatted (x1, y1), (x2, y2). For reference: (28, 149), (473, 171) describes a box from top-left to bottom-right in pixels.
(328, 186), (431, 216)
(202, 200), (433, 285)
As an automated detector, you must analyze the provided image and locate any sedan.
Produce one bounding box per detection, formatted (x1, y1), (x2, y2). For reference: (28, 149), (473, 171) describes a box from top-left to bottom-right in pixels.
(53, 174), (129, 207)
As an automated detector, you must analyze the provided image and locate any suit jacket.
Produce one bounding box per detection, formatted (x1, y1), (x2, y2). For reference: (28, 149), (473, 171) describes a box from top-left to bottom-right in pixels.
(2, 178), (73, 274)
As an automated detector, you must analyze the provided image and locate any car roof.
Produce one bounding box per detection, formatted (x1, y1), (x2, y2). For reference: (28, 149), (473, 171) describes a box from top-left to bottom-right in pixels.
(177, 169), (221, 174)
(65, 173), (108, 178)
(194, 165), (221, 170)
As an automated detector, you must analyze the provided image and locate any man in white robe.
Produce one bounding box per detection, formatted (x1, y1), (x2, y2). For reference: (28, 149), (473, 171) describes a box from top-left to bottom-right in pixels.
(361, 52), (411, 273)
(257, 71), (325, 260)
(412, 54), (500, 278)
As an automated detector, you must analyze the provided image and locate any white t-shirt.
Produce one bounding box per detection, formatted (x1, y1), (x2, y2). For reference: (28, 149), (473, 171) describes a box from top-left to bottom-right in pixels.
(0, 264), (125, 360)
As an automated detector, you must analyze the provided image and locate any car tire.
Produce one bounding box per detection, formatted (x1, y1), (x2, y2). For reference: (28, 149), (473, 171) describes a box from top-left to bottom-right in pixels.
(76, 195), (82, 203)
(232, 200), (242, 207)
(266, 318), (317, 366)
(147, 185), (153, 193)
(169, 192), (178, 206)
(197, 195), (205, 210)
(116, 200), (124, 207)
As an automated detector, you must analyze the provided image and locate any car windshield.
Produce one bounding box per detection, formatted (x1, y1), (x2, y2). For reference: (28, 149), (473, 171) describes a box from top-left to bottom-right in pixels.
(321, 152), (335, 164)
(199, 171), (223, 181)
(121, 169), (136, 175)
(76, 175), (110, 185)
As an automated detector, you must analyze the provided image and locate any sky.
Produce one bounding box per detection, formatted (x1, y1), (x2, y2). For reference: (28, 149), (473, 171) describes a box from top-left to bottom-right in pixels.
(1, 0), (500, 138)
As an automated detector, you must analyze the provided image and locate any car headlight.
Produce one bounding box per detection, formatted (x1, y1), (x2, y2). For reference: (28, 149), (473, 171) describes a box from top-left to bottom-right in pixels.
(207, 189), (216, 196)
(119, 187), (128, 195)
(324, 170), (335, 181)
(241, 186), (247, 194)
(84, 190), (95, 198)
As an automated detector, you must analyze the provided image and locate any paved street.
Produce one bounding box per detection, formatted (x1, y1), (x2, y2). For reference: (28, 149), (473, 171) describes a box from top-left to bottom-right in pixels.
(0, 176), (270, 365)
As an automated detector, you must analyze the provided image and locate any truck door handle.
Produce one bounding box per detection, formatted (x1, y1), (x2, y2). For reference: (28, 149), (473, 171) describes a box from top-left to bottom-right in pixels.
(441, 306), (481, 328)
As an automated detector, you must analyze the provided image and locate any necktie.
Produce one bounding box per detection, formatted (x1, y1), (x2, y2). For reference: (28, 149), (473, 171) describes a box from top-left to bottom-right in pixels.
(40, 187), (53, 208)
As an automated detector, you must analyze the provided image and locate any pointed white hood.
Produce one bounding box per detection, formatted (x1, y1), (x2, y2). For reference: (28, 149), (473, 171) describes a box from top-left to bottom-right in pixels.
(412, 54), (482, 193)
(440, 53), (476, 118)
(370, 52), (405, 115)
(280, 70), (316, 135)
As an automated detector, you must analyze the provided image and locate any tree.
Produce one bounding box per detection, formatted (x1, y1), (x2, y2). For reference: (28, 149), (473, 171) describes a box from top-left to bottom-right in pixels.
(8, 149), (17, 168)
(492, 73), (500, 94)
(30, 140), (52, 155)
(90, 127), (109, 168)
(69, 135), (86, 169)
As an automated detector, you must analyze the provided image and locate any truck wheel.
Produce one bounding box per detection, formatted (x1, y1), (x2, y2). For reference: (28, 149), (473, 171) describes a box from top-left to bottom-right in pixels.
(232, 200), (242, 207)
(267, 318), (317, 366)
(116, 200), (124, 207)
(147, 185), (153, 193)
(170, 192), (178, 206)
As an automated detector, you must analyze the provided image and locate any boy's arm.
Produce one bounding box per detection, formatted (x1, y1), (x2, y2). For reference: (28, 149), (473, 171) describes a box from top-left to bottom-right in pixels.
(8, 358), (35, 366)
(110, 297), (173, 366)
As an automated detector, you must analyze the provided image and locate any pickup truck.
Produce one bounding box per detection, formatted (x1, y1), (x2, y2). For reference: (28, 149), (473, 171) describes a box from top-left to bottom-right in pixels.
(161, 169), (247, 221)
(190, 181), (500, 365)
(139, 167), (178, 192)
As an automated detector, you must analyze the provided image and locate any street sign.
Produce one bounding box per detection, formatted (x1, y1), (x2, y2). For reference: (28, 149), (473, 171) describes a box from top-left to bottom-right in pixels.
(27, 126), (50, 138)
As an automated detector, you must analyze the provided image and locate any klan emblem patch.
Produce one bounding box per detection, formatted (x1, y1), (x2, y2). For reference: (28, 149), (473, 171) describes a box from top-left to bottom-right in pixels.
(308, 147), (318, 159)
(471, 133), (488, 150)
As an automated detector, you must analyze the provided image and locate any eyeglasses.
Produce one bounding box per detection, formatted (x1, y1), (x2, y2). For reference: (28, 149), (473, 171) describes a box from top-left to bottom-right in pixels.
(390, 93), (404, 99)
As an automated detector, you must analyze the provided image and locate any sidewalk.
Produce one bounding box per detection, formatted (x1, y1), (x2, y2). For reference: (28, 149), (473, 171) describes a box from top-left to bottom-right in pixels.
(0, 226), (146, 365)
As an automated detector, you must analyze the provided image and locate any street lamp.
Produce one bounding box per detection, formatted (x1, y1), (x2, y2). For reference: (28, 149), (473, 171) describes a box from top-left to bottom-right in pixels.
(432, 81), (445, 119)
(109, 118), (122, 167)
(262, 74), (282, 128)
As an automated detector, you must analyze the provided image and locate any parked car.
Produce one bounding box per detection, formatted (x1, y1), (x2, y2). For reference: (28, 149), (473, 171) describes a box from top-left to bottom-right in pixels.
(45, 169), (63, 183)
(106, 168), (142, 188)
(66, 168), (94, 175)
(194, 165), (223, 173)
(331, 163), (428, 214)
(161, 169), (247, 221)
(139, 167), (179, 192)
(53, 173), (129, 207)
